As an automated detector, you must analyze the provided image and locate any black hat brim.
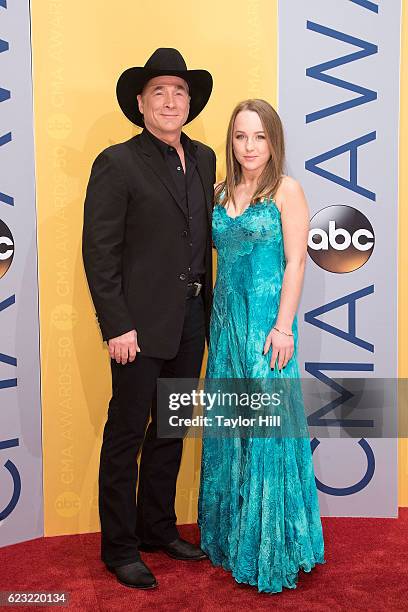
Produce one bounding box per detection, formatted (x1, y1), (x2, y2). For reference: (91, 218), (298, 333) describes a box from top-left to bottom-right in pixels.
(116, 67), (213, 127)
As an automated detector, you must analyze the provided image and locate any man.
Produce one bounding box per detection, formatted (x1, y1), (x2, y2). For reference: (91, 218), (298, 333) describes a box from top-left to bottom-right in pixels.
(82, 48), (215, 589)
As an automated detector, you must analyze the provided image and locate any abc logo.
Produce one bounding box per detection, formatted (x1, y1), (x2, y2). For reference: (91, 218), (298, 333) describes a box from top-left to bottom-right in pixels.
(46, 113), (72, 140)
(308, 205), (374, 273)
(55, 491), (81, 518)
(0, 219), (14, 279)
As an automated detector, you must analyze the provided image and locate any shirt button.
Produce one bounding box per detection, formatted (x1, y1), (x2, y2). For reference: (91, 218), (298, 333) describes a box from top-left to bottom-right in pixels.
(189, 215), (193, 220)
(179, 273), (187, 281)
(177, 166), (182, 171)
(189, 242), (193, 247)
(182, 230), (188, 237)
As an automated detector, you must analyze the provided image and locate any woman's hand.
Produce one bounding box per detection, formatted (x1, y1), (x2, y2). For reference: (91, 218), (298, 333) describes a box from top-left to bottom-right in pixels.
(263, 328), (294, 370)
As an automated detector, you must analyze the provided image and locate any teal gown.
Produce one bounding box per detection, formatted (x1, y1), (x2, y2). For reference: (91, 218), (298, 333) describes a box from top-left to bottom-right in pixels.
(198, 198), (325, 593)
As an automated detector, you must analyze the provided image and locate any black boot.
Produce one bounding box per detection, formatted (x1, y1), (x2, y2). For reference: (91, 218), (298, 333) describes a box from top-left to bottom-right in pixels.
(107, 560), (157, 589)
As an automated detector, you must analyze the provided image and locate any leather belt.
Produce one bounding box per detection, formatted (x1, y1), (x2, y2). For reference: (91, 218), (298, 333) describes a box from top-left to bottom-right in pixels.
(186, 280), (203, 299)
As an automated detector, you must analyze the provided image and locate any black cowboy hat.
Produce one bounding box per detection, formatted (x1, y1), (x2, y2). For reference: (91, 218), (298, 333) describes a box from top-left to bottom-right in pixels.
(116, 48), (213, 127)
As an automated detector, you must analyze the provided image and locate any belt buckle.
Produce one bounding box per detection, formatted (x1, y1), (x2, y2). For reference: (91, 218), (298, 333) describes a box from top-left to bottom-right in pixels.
(193, 281), (202, 297)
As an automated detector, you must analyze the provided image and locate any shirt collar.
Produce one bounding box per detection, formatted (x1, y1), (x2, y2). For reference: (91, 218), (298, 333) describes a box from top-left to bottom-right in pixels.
(144, 128), (196, 160)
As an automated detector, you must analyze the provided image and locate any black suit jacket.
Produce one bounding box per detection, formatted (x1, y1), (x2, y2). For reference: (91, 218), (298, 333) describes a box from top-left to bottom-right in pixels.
(82, 129), (216, 359)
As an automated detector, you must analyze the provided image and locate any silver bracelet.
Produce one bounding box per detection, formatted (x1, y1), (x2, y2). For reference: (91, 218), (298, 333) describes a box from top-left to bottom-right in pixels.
(273, 326), (294, 337)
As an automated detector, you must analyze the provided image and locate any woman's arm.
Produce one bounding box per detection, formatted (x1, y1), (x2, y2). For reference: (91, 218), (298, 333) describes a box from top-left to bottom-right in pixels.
(263, 176), (309, 370)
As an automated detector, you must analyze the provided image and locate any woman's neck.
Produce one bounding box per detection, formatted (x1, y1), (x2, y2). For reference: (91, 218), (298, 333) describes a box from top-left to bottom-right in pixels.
(239, 168), (263, 192)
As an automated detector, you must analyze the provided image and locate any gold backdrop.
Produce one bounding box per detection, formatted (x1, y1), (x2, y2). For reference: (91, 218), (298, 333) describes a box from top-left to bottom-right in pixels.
(30, 0), (407, 537)
(31, 0), (278, 535)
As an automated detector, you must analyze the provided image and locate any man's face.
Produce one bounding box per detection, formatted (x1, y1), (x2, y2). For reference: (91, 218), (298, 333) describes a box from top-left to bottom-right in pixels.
(137, 75), (190, 136)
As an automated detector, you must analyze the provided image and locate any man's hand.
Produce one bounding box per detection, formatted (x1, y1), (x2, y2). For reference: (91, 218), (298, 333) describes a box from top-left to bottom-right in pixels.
(108, 329), (140, 365)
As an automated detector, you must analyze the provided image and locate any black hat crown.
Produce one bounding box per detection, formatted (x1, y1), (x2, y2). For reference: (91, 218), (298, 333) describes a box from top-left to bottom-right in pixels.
(144, 48), (188, 72)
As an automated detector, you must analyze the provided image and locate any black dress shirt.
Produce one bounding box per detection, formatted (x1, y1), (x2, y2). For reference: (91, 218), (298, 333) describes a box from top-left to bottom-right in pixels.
(145, 128), (207, 280)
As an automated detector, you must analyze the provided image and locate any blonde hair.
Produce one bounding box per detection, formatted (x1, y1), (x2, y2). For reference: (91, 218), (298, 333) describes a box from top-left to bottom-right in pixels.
(215, 99), (285, 206)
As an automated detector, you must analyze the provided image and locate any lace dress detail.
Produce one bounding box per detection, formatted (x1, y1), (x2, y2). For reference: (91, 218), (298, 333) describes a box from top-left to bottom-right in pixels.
(198, 199), (325, 593)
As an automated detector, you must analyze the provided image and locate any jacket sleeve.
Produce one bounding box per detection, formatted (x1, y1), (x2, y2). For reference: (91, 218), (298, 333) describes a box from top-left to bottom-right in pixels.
(211, 148), (216, 185)
(82, 150), (135, 341)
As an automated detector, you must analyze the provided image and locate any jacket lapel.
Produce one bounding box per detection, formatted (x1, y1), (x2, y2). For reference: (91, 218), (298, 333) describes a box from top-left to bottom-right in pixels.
(136, 130), (188, 218)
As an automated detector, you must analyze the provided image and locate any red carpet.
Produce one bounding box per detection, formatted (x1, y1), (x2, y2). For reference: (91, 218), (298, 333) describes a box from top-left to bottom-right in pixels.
(1, 510), (407, 611)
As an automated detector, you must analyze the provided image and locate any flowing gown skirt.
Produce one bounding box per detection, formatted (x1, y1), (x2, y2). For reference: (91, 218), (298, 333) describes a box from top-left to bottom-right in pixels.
(198, 201), (325, 593)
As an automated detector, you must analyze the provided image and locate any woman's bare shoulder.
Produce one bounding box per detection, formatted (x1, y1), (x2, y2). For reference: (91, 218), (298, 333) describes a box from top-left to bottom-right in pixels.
(277, 175), (303, 196)
(275, 175), (306, 214)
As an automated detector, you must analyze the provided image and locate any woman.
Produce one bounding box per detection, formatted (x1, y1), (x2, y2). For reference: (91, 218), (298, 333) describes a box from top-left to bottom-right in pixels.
(198, 99), (325, 593)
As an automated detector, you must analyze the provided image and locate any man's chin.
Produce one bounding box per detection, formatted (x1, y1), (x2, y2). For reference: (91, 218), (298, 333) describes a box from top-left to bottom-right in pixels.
(158, 123), (184, 133)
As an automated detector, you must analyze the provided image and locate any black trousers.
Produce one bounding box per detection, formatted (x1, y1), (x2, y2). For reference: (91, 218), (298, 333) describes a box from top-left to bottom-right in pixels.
(99, 294), (205, 568)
